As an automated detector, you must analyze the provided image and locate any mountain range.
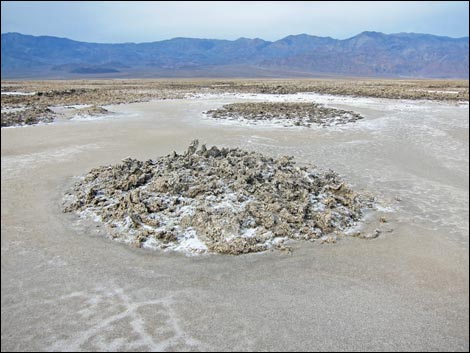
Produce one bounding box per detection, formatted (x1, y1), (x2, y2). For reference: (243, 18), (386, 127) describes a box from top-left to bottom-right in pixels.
(1, 31), (468, 79)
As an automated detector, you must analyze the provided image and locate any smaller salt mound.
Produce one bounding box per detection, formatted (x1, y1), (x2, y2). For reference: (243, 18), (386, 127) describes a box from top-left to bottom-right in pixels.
(71, 105), (111, 120)
(1, 106), (55, 127)
(64, 140), (373, 255)
(205, 102), (364, 127)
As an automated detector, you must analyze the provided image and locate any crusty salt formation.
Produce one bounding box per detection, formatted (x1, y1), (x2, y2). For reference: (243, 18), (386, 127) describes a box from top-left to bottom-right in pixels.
(205, 102), (364, 127)
(64, 140), (372, 254)
(1, 106), (55, 127)
(73, 105), (110, 117)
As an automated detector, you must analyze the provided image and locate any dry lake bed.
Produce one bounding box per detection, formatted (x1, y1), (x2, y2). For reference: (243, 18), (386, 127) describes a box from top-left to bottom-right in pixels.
(1, 81), (469, 351)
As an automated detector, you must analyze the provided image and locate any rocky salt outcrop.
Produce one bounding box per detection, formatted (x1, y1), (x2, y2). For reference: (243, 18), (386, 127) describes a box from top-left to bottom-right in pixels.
(0, 104), (111, 127)
(205, 102), (364, 127)
(1, 106), (55, 127)
(63, 140), (374, 255)
(71, 105), (111, 119)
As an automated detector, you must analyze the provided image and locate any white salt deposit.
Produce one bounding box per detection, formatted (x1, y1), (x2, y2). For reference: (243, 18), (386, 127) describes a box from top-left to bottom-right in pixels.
(1, 91), (36, 96)
(1, 107), (27, 113)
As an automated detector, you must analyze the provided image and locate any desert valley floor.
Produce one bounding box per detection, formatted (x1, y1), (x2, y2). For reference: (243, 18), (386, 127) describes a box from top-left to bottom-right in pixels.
(1, 80), (469, 351)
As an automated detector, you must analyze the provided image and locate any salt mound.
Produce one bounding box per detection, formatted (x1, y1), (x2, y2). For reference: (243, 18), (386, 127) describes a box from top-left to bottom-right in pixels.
(64, 140), (373, 255)
(1, 106), (55, 127)
(72, 105), (111, 120)
(205, 102), (364, 127)
(75, 105), (109, 115)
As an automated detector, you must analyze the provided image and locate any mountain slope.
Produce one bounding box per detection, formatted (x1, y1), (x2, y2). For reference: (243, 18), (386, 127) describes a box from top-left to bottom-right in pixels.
(1, 32), (468, 78)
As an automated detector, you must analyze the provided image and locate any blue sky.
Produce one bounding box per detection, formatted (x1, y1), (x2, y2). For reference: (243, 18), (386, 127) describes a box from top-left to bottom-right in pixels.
(1, 1), (468, 43)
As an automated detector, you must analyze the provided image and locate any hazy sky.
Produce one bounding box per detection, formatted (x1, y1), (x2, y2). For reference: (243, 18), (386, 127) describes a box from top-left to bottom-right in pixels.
(1, 1), (469, 43)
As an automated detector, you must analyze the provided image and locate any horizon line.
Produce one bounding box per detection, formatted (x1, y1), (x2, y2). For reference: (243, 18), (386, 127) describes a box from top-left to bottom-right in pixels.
(2, 30), (469, 45)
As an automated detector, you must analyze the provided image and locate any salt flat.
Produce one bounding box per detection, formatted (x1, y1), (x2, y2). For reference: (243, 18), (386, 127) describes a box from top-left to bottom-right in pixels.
(1, 93), (468, 351)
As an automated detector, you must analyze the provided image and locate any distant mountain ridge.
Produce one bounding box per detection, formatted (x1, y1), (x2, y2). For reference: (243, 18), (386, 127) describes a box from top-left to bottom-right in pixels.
(1, 31), (468, 78)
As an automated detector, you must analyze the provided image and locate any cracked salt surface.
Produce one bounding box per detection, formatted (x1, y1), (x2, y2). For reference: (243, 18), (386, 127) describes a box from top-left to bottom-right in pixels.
(47, 285), (203, 351)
